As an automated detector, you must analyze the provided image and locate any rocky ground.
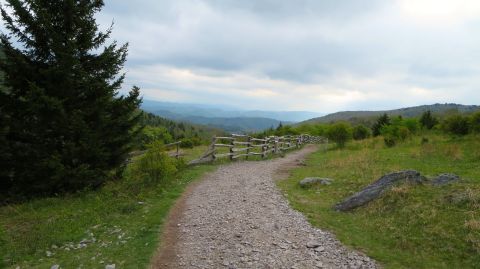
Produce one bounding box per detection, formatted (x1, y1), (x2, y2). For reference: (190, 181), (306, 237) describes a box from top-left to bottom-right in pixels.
(153, 145), (378, 269)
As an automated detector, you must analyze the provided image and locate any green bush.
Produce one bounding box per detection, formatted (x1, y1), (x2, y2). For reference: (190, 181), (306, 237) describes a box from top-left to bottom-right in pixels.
(384, 135), (396, 147)
(443, 115), (470, 136)
(470, 111), (480, 133)
(191, 137), (203, 146)
(137, 126), (174, 149)
(130, 141), (177, 185)
(397, 126), (410, 141)
(180, 139), (194, 149)
(326, 122), (352, 148)
(403, 118), (419, 133)
(352, 125), (371, 140)
(380, 118), (412, 147)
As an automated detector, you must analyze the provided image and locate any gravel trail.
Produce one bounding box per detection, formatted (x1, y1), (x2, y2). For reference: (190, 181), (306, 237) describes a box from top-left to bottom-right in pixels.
(153, 146), (378, 269)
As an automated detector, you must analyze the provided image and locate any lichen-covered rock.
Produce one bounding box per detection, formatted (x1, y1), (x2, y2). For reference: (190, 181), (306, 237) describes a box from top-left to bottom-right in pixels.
(431, 173), (460, 186)
(299, 177), (333, 188)
(334, 170), (425, 211)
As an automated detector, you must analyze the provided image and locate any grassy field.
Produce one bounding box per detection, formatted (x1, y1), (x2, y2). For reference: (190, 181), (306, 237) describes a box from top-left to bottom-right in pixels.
(0, 146), (216, 269)
(278, 133), (480, 268)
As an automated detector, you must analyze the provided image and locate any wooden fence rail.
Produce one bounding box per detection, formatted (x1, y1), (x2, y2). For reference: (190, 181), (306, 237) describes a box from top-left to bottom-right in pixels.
(128, 134), (328, 165)
(126, 140), (183, 164)
(165, 141), (182, 159)
(189, 134), (327, 165)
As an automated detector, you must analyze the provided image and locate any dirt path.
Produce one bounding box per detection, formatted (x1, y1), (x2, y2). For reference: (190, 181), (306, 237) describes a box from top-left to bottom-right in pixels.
(152, 145), (378, 269)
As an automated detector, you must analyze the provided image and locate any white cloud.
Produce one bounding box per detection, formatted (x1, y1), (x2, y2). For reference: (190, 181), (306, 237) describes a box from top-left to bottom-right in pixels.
(398, 0), (480, 25)
(102, 1), (480, 111)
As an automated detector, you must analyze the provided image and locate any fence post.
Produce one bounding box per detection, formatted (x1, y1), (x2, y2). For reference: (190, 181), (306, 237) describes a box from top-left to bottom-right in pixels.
(246, 136), (251, 160)
(230, 136), (234, 161)
(212, 136), (217, 160)
(176, 142), (179, 159)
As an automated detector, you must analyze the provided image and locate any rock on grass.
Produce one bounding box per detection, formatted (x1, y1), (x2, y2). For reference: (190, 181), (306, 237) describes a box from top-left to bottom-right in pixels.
(431, 173), (460, 186)
(334, 170), (425, 211)
(299, 177), (333, 188)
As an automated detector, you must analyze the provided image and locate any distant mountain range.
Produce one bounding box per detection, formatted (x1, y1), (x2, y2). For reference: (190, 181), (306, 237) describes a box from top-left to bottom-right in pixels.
(301, 103), (480, 125)
(141, 100), (323, 132)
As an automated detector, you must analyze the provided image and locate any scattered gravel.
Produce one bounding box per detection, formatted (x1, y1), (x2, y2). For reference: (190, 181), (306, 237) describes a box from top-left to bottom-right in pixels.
(162, 146), (378, 269)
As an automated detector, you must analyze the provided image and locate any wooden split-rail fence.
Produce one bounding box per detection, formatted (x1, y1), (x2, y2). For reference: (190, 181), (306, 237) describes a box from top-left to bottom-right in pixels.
(189, 134), (327, 164)
(126, 140), (183, 163)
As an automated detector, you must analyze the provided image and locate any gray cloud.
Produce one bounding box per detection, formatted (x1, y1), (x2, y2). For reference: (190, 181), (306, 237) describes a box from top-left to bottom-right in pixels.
(8, 0), (476, 112)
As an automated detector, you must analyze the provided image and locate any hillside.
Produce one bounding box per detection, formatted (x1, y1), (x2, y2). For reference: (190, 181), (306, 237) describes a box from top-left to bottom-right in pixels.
(135, 112), (225, 148)
(301, 103), (480, 125)
(143, 108), (284, 133)
(141, 100), (322, 122)
(178, 116), (286, 133)
(141, 100), (321, 132)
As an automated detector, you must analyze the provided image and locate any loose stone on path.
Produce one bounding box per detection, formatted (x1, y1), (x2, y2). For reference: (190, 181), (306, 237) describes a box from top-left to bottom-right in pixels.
(155, 145), (378, 269)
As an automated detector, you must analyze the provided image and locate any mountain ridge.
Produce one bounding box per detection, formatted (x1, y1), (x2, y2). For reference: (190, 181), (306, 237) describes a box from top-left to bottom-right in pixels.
(301, 103), (480, 125)
(141, 99), (322, 122)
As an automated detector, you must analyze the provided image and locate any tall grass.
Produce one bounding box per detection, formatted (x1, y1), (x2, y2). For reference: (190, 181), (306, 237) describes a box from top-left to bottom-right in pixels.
(278, 133), (480, 268)
(0, 146), (216, 269)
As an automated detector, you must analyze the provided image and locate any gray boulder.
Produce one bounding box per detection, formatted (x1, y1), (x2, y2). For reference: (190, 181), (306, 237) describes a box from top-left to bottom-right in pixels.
(431, 173), (460, 186)
(334, 170), (425, 211)
(299, 177), (333, 188)
(306, 240), (321, 248)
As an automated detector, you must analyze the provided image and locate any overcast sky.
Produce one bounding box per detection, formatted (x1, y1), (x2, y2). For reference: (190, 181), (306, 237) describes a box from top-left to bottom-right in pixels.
(11, 0), (480, 112)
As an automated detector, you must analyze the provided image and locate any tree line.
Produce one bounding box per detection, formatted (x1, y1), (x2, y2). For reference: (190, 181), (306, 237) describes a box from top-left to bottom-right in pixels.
(255, 110), (480, 148)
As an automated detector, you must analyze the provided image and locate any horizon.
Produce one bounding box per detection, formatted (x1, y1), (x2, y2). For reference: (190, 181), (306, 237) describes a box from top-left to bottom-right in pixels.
(142, 98), (479, 114)
(93, 0), (480, 113)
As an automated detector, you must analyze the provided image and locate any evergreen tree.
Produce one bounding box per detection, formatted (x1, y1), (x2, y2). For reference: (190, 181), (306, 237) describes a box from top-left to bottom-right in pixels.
(0, 0), (141, 199)
(372, 113), (390, 136)
(419, 110), (438, 129)
(276, 122), (283, 130)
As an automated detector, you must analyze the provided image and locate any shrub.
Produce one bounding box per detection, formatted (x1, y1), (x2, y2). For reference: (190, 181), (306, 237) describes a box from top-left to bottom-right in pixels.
(470, 111), (480, 133)
(397, 126), (411, 141)
(326, 122), (352, 148)
(380, 117), (412, 147)
(131, 141), (177, 185)
(180, 139), (194, 149)
(191, 137), (203, 146)
(383, 135), (396, 147)
(403, 118), (419, 133)
(443, 115), (470, 136)
(137, 126), (174, 149)
(352, 125), (371, 140)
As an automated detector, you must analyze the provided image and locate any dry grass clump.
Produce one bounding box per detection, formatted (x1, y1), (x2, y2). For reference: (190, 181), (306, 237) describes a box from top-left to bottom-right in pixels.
(390, 185), (410, 197)
(443, 144), (464, 161)
(465, 219), (480, 231)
